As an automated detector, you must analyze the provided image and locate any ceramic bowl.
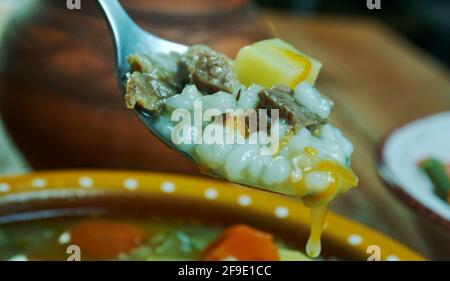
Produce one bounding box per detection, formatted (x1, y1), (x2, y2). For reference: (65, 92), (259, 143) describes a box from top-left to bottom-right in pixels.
(0, 170), (424, 261)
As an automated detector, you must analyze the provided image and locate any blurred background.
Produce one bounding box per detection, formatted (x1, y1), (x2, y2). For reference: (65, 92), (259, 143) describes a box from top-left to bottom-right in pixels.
(260, 0), (450, 67)
(0, 0), (449, 259)
(1, 0), (449, 175)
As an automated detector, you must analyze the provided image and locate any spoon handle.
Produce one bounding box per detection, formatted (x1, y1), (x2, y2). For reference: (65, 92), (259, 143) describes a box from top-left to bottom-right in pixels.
(96, 0), (138, 38)
(96, 0), (187, 74)
(96, 0), (145, 72)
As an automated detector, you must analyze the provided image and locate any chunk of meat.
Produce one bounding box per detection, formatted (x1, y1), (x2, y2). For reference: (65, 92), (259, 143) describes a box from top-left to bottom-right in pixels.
(69, 220), (145, 259)
(125, 54), (182, 115)
(183, 45), (238, 94)
(258, 85), (326, 129)
(128, 53), (156, 73)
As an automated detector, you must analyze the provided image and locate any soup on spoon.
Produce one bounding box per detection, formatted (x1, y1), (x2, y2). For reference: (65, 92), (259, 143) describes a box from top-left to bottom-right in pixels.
(124, 38), (358, 258)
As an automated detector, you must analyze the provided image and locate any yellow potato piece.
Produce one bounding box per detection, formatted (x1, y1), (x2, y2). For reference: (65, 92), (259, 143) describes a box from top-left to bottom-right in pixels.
(234, 38), (322, 89)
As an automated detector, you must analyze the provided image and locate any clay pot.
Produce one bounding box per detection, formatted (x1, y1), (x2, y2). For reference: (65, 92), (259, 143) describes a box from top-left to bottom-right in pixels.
(0, 0), (268, 173)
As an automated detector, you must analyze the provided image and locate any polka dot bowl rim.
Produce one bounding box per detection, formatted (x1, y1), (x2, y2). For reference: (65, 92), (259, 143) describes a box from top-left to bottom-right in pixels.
(0, 170), (425, 261)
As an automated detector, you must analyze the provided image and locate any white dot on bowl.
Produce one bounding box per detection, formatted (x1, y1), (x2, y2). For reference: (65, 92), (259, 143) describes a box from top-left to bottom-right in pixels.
(79, 177), (93, 188)
(204, 188), (218, 200)
(237, 195), (252, 206)
(32, 178), (47, 188)
(123, 178), (138, 190)
(347, 234), (363, 246)
(161, 181), (175, 193)
(385, 255), (400, 261)
(274, 206), (289, 218)
(58, 232), (71, 244)
(0, 183), (10, 193)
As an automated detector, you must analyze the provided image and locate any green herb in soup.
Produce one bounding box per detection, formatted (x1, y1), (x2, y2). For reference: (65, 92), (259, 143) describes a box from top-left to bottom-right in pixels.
(0, 216), (313, 261)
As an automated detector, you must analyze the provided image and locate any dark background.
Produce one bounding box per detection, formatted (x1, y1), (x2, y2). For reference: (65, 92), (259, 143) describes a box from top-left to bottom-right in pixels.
(257, 0), (450, 68)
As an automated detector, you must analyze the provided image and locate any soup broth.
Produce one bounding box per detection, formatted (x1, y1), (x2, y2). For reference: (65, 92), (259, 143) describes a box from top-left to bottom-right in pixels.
(0, 215), (313, 261)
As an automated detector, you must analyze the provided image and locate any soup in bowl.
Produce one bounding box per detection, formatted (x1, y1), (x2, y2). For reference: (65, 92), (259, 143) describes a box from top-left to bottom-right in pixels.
(0, 171), (423, 261)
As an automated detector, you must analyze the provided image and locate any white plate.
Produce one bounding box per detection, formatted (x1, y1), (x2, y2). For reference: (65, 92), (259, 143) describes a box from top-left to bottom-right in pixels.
(379, 112), (450, 226)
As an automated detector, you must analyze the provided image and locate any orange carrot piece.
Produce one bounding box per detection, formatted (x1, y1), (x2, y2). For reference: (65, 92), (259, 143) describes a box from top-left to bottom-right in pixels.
(69, 220), (145, 259)
(203, 224), (279, 261)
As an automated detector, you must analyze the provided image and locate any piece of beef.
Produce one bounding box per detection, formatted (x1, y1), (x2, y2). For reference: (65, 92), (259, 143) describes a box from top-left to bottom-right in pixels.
(125, 54), (181, 115)
(258, 85), (326, 129)
(126, 71), (180, 115)
(182, 45), (237, 94)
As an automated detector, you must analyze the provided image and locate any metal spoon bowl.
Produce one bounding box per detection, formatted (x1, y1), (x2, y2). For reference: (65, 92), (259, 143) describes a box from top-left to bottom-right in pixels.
(96, 0), (281, 192)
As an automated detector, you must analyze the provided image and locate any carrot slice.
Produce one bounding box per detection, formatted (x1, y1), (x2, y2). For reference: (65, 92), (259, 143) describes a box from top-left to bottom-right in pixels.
(69, 220), (145, 259)
(203, 224), (279, 261)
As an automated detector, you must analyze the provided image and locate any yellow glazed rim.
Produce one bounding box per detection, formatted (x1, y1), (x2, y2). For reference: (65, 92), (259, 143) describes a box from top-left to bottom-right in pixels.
(0, 170), (425, 261)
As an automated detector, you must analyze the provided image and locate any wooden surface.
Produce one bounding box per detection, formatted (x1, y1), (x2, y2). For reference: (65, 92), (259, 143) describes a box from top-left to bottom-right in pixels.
(261, 10), (450, 259)
(1, 5), (450, 259)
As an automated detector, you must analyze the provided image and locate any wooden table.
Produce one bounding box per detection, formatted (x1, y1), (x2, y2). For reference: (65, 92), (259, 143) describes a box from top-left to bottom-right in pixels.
(261, 10), (450, 259)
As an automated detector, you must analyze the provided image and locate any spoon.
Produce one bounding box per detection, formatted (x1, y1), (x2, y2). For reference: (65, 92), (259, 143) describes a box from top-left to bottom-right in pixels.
(96, 0), (280, 191)
(96, 0), (286, 189)
(96, 0), (192, 159)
